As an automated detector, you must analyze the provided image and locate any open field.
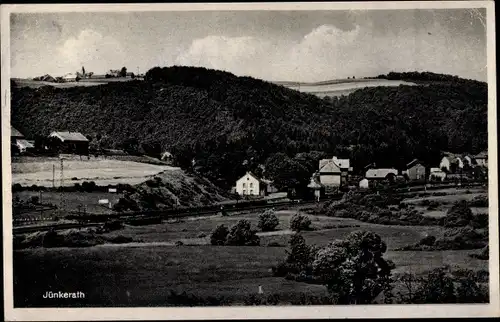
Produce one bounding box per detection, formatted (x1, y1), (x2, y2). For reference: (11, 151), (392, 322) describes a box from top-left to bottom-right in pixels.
(13, 197), (488, 306)
(12, 158), (176, 187)
(275, 78), (417, 97)
(14, 191), (121, 215)
(12, 77), (140, 89)
(402, 188), (488, 218)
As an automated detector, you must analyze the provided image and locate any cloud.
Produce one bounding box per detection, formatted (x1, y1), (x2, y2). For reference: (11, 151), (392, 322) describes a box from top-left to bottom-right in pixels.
(57, 29), (126, 75)
(174, 23), (486, 82)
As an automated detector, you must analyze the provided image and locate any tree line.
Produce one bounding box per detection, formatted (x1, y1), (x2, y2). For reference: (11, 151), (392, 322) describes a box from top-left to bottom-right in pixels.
(11, 67), (487, 189)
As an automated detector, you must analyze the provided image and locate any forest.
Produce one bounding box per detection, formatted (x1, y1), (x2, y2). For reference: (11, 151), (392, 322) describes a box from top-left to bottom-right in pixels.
(11, 67), (487, 189)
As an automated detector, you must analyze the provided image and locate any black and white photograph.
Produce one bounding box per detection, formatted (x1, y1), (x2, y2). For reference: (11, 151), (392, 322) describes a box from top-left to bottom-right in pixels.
(2, 1), (498, 320)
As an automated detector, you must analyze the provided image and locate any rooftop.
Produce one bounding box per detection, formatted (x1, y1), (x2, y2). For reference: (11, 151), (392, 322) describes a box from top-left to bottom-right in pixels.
(49, 131), (89, 142)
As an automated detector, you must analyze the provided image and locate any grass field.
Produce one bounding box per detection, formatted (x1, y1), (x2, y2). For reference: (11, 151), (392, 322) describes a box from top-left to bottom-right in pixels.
(12, 158), (176, 187)
(276, 79), (417, 97)
(14, 191), (121, 215)
(13, 202), (488, 307)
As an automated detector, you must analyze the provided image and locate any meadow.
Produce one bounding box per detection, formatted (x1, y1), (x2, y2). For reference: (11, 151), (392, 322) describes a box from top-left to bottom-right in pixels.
(13, 191), (488, 307)
(11, 158), (176, 187)
(277, 79), (417, 97)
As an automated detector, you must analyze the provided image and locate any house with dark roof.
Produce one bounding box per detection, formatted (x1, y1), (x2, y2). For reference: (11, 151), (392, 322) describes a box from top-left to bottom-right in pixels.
(475, 150), (488, 167)
(48, 131), (89, 155)
(11, 126), (24, 144)
(405, 159), (426, 181)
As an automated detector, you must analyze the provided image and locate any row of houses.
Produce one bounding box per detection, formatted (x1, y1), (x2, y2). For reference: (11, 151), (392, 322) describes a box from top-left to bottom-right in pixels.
(233, 149), (488, 199)
(11, 126), (90, 155)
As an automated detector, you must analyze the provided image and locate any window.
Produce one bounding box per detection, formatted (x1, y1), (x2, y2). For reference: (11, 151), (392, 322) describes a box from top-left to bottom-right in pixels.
(249, 182), (253, 188)
(250, 189), (254, 195)
(242, 183), (246, 188)
(243, 189), (247, 195)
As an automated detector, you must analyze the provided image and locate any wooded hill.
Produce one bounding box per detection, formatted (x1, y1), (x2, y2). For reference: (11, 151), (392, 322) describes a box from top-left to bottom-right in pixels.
(11, 67), (487, 189)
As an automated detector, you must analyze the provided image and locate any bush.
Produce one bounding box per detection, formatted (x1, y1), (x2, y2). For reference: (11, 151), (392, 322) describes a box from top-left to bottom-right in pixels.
(225, 220), (260, 246)
(469, 195), (488, 207)
(290, 213), (312, 232)
(103, 220), (124, 232)
(440, 200), (474, 227)
(312, 231), (394, 304)
(419, 235), (436, 246)
(258, 209), (280, 232)
(210, 224), (229, 245)
(81, 181), (97, 192)
(401, 266), (489, 304)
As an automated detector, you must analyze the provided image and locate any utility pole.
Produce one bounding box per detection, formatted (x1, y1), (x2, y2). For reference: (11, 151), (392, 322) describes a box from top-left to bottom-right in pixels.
(52, 164), (55, 188)
(59, 157), (65, 216)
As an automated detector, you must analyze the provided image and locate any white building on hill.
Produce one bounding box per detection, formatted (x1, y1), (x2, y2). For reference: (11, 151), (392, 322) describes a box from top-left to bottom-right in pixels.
(235, 172), (266, 196)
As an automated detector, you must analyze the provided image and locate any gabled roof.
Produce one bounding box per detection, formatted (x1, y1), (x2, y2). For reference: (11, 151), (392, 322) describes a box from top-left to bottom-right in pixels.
(49, 131), (89, 142)
(16, 139), (34, 149)
(364, 163), (376, 170)
(406, 159), (423, 168)
(11, 126), (24, 138)
(476, 150), (488, 159)
(319, 159), (341, 173)
(366, 168), (397, 179)
(237, 171), (267, 185)
(442, 154), (462, 163)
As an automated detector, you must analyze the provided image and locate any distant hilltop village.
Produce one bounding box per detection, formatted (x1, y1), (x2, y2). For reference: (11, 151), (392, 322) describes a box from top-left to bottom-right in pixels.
(31, 66), (145, 84)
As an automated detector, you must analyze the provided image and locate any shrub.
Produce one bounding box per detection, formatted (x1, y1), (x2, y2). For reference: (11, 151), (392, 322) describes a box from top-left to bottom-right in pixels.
(210, 224), (229, 245)
(81, 181), (97, 192)
(258, 209), (280, 232)
(103, 220), (124, 232)
(419, 235), (436, 246)
(402, 266), (489, 304)
(469, 195), (488, 207)
(312, 231), (394, 304)
(225, 220), (260, 246)
(290, 213), (312, 232)
(441, 200), (473, 227)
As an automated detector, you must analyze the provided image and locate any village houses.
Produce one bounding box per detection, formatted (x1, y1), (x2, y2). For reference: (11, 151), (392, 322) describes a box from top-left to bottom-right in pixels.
(318, 156), (352, 194)
(475, 150), (488, 167)
(439, 153), (464, 172)
(48, 131), (90, 156)
(11, 126), (35, 154)
(405, 159), (426, 181)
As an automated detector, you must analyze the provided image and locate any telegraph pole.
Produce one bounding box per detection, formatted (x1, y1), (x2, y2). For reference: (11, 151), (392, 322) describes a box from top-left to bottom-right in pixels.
(59, 157), (65, 216)
(52, 164), (55, 188)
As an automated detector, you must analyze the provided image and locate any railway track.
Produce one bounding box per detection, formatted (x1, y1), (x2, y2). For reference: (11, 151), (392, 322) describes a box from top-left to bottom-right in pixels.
(12, 182), (485, 235)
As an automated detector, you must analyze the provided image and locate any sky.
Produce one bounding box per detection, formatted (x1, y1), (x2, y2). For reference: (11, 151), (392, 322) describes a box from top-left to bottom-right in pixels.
(10, 9), (487, 82)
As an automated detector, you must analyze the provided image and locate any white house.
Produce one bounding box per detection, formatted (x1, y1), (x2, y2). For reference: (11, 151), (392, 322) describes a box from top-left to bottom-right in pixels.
(359, 178), (370, 189)
(318, 158), (342, 190)
(365, 168), (398, 180)
(318, 156), (352, 194)
(161, 151), (174, 164)
(439, 154), (464, 172)
(429, 167), (447, 182)
(235, 172), (265, 196)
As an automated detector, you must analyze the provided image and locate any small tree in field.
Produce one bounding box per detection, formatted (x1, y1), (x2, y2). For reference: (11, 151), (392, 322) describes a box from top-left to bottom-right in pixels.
(225, 220), (260, 246)
(258, 209), (279, 232)
(210, 224), (229, 245)
(290, 213), (312, 232)
(312, 231), (395, 304)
